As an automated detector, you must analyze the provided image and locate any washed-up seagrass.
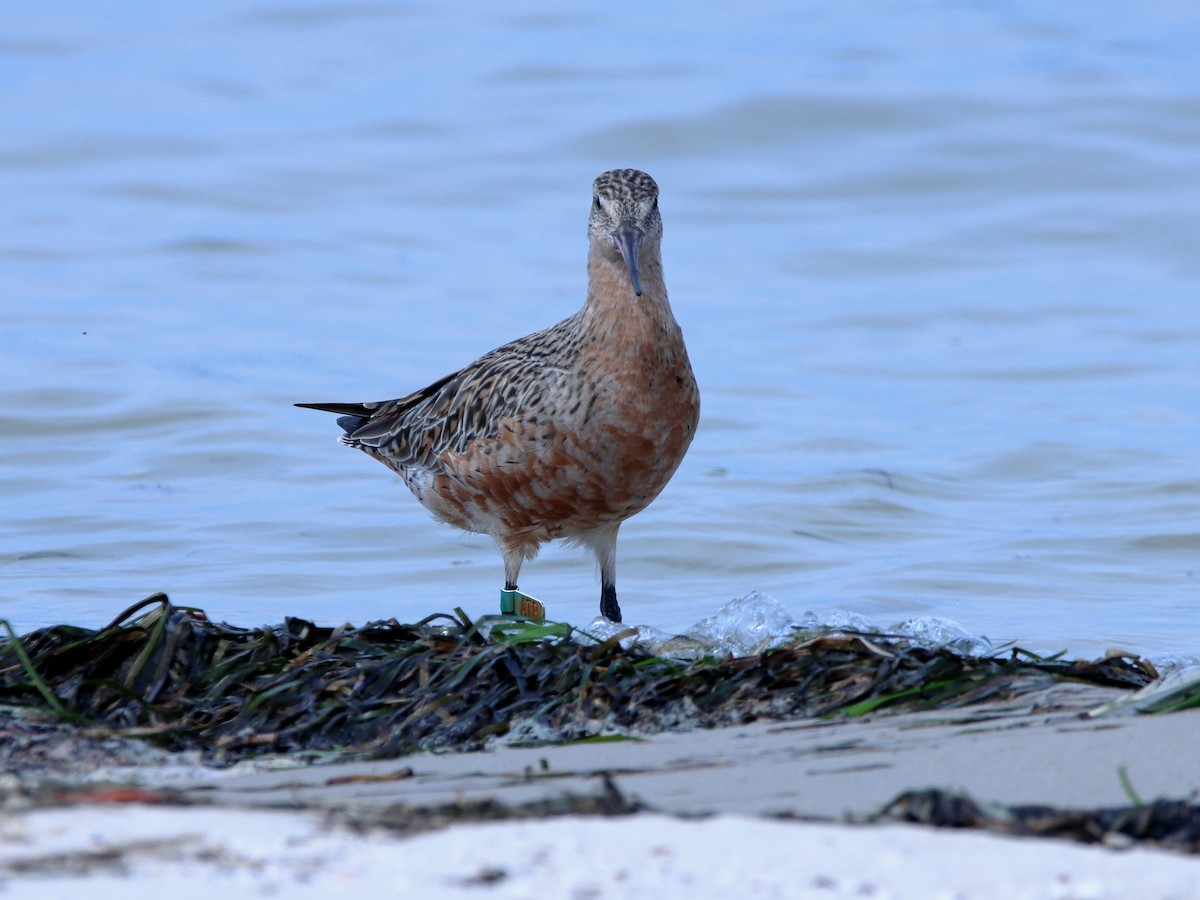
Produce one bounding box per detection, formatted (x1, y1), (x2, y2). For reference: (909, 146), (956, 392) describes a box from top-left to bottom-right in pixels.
(0, 594), (1155, 764)
(878, 788), (1200, 855)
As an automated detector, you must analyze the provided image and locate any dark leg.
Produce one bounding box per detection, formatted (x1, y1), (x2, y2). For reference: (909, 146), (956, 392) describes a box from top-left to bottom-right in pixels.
(600, 579), (621, 623)
(589, 525), (622, 622)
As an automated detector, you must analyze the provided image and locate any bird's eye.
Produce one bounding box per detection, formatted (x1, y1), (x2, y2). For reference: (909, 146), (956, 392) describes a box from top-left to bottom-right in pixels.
(592, 195), (601, 209)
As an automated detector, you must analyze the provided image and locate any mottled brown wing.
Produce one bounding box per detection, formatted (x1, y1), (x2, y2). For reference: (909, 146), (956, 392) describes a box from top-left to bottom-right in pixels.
(327, 317), (577, 474)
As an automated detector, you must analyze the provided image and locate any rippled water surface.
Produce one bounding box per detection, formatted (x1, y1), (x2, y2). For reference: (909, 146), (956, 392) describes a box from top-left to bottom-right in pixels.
(3, 2), (1198, 657)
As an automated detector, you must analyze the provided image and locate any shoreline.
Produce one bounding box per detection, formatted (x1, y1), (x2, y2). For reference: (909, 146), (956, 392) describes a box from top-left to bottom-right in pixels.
(2, 602), (1199, 896)
(3, 680), (1200, 897)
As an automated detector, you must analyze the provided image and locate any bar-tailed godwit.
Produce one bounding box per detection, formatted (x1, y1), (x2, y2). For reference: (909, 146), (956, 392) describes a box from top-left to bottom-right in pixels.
(298, 169), (699, 622)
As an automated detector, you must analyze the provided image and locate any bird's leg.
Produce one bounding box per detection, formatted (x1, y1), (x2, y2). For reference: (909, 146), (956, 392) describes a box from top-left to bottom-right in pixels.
(600, 579), (621, 623)
(503, 551), (523, 594)
(588, 525), (622, 622)
(498, 551), (523, 616)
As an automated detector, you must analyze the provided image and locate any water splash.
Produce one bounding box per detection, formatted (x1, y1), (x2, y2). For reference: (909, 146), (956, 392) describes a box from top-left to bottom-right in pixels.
(579, 592), (994, 659)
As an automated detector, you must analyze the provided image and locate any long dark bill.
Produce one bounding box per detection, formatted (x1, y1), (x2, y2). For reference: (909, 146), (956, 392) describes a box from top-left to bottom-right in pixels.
(613, 220), (645, 297)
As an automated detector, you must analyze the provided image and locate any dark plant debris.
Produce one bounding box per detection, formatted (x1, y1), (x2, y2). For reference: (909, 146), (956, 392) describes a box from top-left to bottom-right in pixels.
(338, 772), (646, 837)
(0, 593), (1157, 766)
(876, 788), (1200, 854)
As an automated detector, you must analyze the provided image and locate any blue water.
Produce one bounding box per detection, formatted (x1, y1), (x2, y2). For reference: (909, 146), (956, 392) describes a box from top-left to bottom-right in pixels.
(2, 1), (1198, 658)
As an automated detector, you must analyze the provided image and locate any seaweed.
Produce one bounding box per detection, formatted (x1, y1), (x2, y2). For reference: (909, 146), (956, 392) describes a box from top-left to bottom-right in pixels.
(878, 788), (1200, 854)
(0, 593), (1157, 765)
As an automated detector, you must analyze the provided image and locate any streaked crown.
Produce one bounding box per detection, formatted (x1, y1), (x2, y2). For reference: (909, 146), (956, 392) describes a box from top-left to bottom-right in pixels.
(589, 168), (662, 241)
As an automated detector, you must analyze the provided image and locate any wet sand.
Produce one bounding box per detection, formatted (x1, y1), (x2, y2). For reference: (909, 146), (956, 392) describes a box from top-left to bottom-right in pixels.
(3, 681), (1199, 897)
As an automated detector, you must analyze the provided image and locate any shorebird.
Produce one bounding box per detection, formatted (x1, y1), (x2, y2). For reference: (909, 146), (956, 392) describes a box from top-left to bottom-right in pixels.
(297, 169), (699, 622)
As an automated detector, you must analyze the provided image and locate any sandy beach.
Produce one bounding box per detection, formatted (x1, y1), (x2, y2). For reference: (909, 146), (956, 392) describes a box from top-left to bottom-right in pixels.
(4, 679), (1199, 898)
(6, 806), (1200, 900)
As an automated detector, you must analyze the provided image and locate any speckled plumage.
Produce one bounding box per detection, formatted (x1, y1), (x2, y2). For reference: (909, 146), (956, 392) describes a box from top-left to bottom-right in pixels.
(298, 169), (699, 622)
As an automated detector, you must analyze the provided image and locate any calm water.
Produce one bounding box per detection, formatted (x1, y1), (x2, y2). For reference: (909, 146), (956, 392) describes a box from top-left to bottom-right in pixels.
(2, 2), (1198, 658)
